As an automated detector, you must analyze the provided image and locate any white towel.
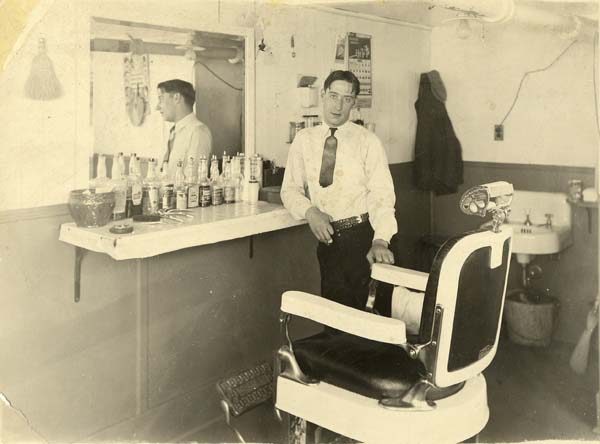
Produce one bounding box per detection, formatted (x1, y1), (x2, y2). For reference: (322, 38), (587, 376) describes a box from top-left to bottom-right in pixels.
(391, 286), (425, 335)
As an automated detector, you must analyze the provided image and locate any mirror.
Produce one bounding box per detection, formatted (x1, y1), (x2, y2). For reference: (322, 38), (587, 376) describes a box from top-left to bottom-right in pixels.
(90, 17), (254, 165)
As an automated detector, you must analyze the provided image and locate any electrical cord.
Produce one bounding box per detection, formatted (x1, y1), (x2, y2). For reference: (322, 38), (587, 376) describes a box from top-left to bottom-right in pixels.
(500, 38), (578, 125)
(194, 60), (243, 91)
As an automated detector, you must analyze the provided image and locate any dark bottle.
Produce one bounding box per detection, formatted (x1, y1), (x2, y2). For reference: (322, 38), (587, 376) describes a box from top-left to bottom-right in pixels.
(127, 154), (143, 217)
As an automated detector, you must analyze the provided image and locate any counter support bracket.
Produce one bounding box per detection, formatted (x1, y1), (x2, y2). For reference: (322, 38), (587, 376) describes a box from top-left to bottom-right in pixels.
(74, 246), (88, 303)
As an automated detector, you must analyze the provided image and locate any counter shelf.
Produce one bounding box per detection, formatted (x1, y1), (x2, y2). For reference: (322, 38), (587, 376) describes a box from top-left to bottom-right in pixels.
(60, 201), (303, 261)
(60, 201), (304, 301)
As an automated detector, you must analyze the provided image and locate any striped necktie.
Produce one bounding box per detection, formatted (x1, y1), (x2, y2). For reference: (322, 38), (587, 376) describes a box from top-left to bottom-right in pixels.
(319, 127), (338, 187)
(163, 125), (176, 164)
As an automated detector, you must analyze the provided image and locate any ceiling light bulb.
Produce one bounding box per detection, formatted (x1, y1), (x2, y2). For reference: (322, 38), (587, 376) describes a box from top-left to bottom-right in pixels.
(456, 19), (471, 40)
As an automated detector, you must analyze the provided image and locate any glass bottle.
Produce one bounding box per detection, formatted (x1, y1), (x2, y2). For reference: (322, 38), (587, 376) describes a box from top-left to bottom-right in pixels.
(241, 154), (251, 202)
(127, 153), (143, 217)
(209, 154), (220, 182)
(92, 154), (110, 192)
(142, 158), (160, 215)
(159, 161), (174, 211)
(185, 156), (199, 208)
(110, 154), (127, 220)
(223, 157), (236, 204)
(210, 155), (223, 206)
(231, 155), (243, 202)
(248, 154), (260, 205)
(198, 156), (211, 207)
(175, 160), (188, 210)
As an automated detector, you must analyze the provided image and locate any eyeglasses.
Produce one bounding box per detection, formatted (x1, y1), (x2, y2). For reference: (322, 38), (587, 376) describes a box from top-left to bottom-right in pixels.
(326, 91), (356, 105)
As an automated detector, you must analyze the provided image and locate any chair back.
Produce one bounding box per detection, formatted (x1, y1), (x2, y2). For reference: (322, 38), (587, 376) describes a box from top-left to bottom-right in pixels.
(417, 226), (512, 388)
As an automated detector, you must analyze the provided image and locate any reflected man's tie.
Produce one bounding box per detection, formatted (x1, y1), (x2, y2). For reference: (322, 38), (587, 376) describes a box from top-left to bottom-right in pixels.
(319, 127), (338, 187)
(163, 125), (176, 164)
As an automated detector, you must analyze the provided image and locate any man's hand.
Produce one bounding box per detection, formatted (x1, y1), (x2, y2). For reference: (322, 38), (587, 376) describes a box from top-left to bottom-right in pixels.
(305, 207), (334, 244)
(367, 239), (394, 265)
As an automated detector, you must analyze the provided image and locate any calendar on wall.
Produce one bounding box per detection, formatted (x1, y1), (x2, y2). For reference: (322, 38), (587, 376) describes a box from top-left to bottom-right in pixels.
(332, 32), (372, 108)
(347, 32), (372, 108)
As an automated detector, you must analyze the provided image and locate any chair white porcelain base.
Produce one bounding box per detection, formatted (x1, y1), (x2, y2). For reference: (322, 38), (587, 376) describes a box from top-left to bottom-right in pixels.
(276, 374), (488, 444)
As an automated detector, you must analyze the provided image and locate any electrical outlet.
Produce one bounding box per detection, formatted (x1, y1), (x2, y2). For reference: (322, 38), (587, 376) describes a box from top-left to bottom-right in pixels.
(494, 124), (504, 141)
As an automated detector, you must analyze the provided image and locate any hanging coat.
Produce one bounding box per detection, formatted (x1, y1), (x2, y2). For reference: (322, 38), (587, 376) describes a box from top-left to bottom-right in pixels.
(413, 70), (463, 195)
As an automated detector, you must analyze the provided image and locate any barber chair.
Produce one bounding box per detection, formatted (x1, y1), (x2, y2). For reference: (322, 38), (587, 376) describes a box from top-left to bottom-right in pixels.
(274, 182), (514, 444)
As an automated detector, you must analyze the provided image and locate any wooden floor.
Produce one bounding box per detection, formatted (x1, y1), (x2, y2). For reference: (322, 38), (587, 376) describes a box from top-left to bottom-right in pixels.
(192, 335), (600, 443)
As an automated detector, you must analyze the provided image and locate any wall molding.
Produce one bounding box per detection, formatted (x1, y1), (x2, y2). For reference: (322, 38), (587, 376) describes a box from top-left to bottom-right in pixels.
(390, 160), (594, 175)
(0, 204), (69, 225)
(464, 161), (594, 175)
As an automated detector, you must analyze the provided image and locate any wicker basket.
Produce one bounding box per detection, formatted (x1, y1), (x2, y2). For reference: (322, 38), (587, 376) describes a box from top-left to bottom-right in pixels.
(504, 292), (558, 347)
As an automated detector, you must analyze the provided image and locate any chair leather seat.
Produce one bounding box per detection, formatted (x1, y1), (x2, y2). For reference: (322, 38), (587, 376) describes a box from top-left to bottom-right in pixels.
(293, 330), (426, 400)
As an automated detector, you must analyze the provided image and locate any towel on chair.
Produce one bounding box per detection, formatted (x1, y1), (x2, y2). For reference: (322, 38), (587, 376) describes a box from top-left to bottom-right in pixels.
(391, 286), (424, 335)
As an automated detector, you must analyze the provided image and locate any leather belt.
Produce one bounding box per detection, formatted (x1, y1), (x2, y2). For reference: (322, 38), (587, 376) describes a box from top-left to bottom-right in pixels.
(331, 213), (369, 232)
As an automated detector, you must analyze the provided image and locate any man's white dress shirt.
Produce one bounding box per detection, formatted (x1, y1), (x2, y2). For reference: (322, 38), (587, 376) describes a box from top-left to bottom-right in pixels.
(281, 121), (397, 243)
(164, 112), (212, 177)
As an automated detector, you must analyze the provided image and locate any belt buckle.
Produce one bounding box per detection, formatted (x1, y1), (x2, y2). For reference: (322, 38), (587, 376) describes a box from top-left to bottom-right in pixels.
(354, 215), (362, 225)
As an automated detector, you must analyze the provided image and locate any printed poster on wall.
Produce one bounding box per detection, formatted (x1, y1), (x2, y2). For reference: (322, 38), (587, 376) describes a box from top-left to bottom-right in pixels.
(347, 32), (372, 108)
(334, 34), (346, 66)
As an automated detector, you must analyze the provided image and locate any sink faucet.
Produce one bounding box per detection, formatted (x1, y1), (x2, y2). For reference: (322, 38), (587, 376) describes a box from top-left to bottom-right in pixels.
(544, 213), (553, 229)
(524, 209), (533, 227)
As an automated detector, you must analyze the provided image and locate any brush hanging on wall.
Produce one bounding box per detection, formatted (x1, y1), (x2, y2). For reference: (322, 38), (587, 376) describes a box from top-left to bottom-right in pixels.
(24, 38), (62, 100)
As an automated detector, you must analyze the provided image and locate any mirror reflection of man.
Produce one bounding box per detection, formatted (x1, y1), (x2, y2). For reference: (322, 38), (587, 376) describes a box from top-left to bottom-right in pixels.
(281, 70), (396, 311)
(156, 79), (212, 176)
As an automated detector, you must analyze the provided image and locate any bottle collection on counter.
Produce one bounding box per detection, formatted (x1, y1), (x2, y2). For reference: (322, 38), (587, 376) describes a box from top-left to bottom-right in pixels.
(91, 152), (264, 222)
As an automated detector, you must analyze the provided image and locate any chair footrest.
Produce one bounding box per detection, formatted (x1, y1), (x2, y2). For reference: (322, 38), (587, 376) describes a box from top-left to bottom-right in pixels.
(216, 361), (273, 416)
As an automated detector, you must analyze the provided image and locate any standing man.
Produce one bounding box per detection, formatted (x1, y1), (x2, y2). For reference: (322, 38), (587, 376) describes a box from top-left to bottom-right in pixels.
(156, 79), (212, 176)
(281, 70), (397, 311)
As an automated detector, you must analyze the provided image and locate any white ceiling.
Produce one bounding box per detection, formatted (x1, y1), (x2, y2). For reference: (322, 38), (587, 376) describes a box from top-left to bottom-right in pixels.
(315, 0), (598, 27)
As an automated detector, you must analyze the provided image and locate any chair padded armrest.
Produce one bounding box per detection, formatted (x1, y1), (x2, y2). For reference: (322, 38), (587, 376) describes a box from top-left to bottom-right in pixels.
(281, 291), (407, 345)
(371, 264), (429, 291)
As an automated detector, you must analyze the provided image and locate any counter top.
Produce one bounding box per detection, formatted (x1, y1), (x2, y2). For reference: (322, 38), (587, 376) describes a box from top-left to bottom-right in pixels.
(59, 202), (305, 260)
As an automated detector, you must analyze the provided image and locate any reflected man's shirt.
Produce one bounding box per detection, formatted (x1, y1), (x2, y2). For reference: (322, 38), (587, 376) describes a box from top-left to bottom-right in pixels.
(164, 112), (212, 176)
(281, 121), (397, 243)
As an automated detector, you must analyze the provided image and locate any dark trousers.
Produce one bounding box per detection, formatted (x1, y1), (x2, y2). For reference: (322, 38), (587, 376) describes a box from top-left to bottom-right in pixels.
(317, 222), (394, 315)
(317, 223), (374, 310)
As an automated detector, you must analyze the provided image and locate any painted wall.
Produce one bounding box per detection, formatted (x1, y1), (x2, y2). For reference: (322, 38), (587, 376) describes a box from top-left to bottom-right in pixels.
(0, 0), (86, 211)
(430, 21), (597, 168)
(0, 0), (430, 211)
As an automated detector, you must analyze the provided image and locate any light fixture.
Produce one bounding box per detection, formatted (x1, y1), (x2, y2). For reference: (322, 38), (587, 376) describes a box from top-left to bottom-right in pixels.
(456, 19), (472, 40)
(175, 33), (205, 61)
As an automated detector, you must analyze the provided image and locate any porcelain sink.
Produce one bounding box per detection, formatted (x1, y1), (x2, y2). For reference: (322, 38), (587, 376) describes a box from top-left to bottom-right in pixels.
(481, 190), (573, 261)
(507, 223), (572, 255)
